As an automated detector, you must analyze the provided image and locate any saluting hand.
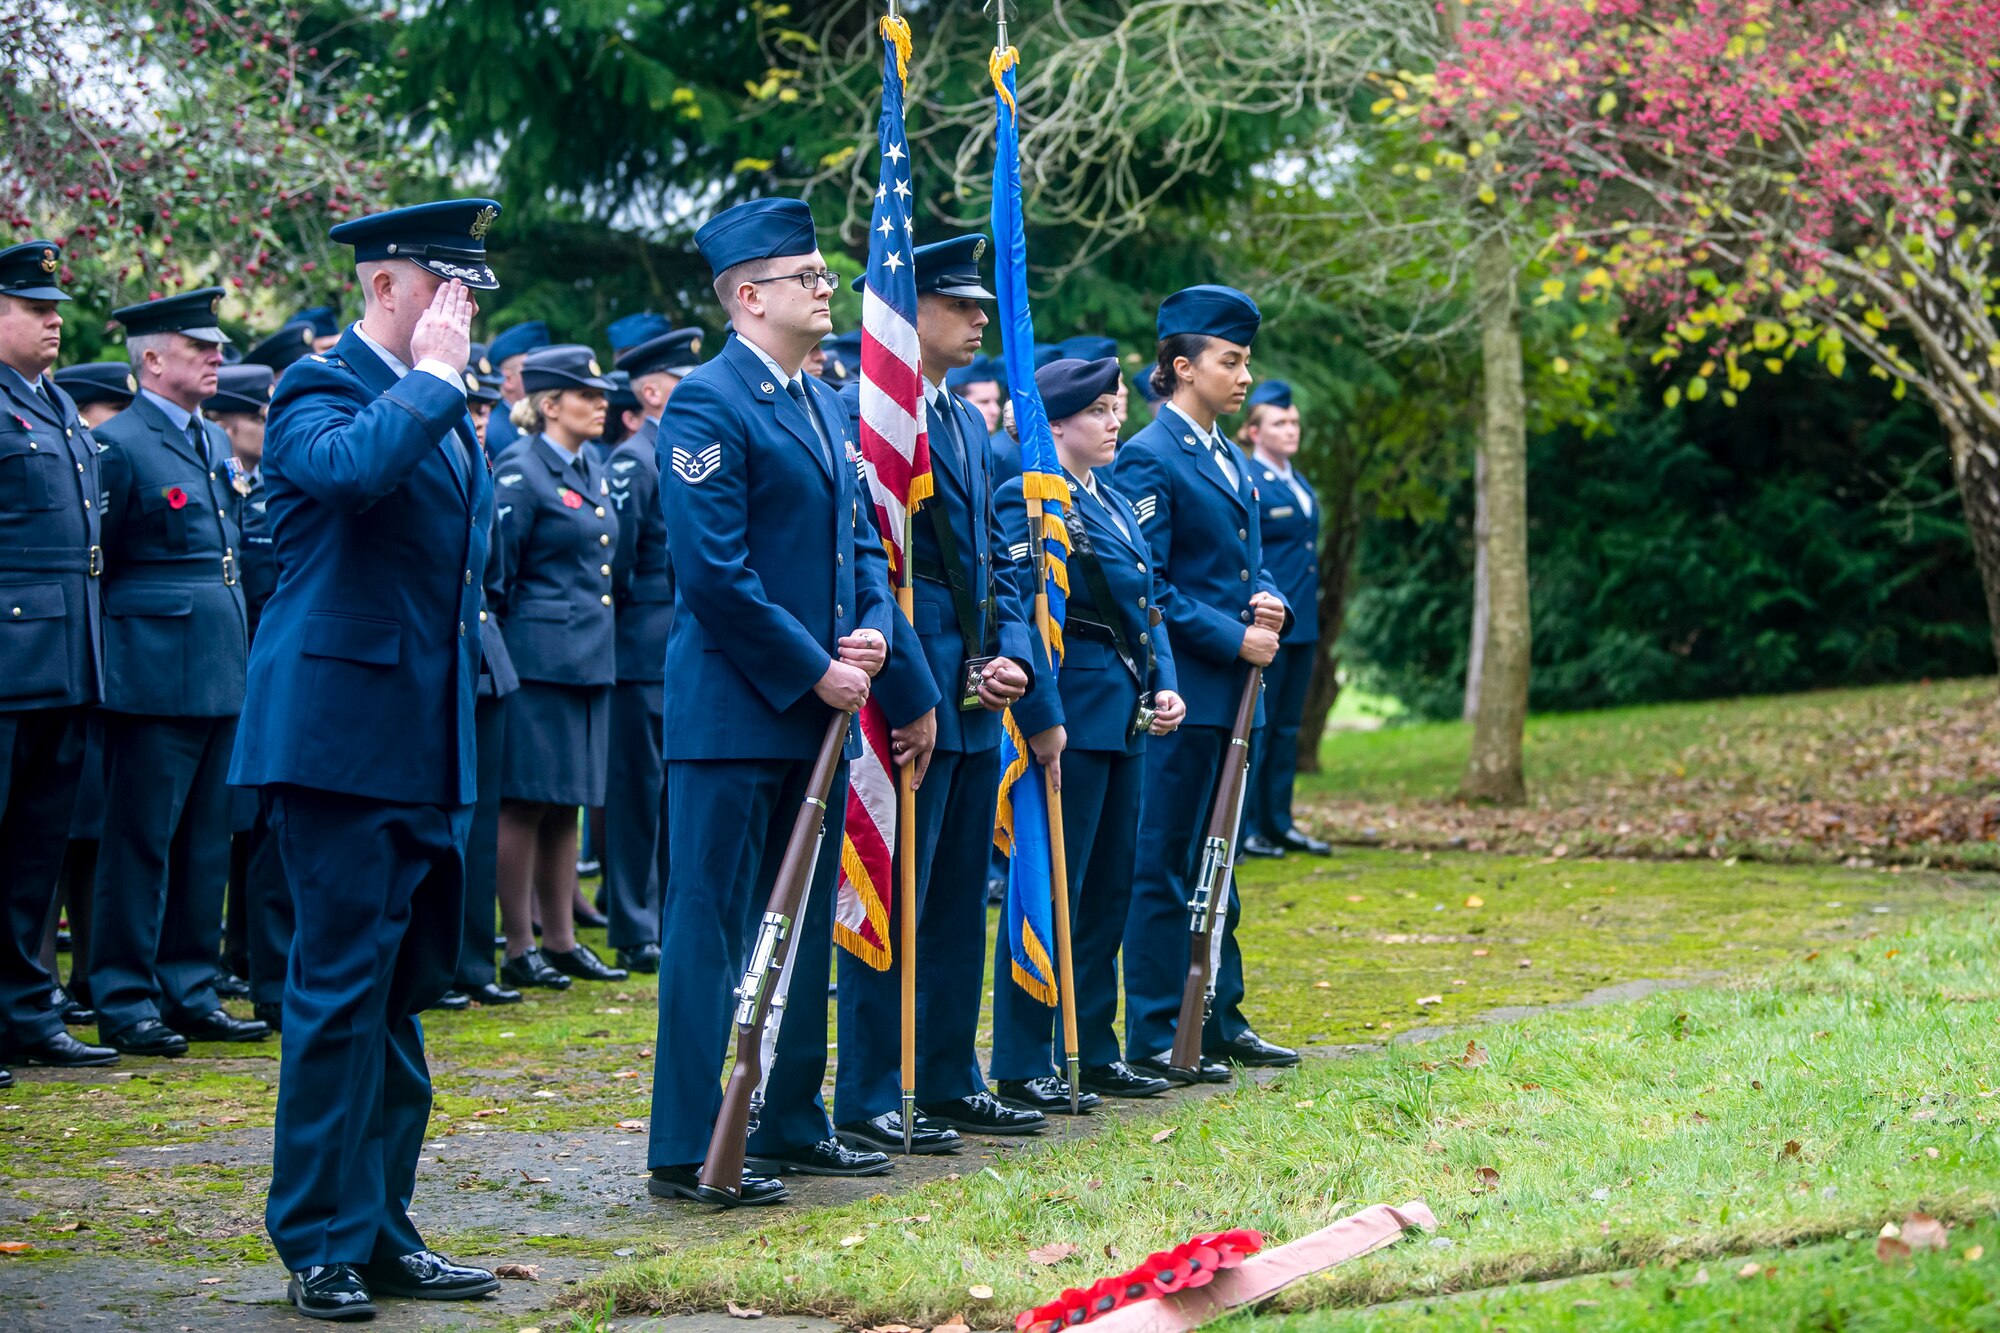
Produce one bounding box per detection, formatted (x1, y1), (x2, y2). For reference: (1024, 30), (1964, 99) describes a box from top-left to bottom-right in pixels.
(1150, 690), (1186, 735)
(891, 708), (937, 788)
(409, 279), (474, 372)
(838, 629), (887, 677)
(1249, 591), (1287, 632)
(976, 656), (1029, 711)
(815, 658), (871, 713)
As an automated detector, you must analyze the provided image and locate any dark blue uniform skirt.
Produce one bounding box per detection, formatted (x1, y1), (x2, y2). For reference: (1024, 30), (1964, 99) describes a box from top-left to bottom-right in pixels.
(500, 680), (609, 806)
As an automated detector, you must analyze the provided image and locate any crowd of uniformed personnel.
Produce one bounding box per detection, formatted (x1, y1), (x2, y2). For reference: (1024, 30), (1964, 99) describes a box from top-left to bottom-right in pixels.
(0, 193), (1328, 1316)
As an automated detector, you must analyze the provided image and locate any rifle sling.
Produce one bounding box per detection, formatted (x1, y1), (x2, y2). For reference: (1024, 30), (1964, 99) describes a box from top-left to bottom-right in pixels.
(1067, 512), (1152, 689)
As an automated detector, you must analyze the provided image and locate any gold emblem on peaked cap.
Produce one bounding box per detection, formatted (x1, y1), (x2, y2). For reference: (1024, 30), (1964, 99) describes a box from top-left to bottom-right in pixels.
(690, 335), (702, 356)
(588, 358), (602, 377)
(125, 374), (137, 392)
(210, 295), (221, 314)
(469, 206), (498, 241)
(299, 327), (313, 345)
(39, 249), (57, 274)
(477, 356), (491, 374)
(972, 238), (986, 262)
(464, 372), (479, 392)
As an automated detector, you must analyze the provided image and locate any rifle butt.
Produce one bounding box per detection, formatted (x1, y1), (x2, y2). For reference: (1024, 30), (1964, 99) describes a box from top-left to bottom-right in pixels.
(698, 1029), (763, 1200)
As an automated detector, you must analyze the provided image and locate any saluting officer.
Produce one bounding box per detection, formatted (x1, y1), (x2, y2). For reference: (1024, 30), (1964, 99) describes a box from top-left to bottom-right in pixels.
(647, 197), (901, 1204)
(1239, 380), (1330, 859)
(53, 362), (137, 428)
(89, 288), (263, 1057)
(988, 357), (1188, 1110)
(1108, 285), (1298, 1082)
(489, 345), (628, 989)
(0, 240), (118, 1084)
(839, 235), (1041, 1153)
(230, 199), (503, 1318)
(600, 328), (701, 974)
(482, 320), (551, 454)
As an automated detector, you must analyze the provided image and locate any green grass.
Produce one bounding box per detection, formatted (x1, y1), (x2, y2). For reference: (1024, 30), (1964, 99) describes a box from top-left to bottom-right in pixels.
(575, 905), (2000, 1325)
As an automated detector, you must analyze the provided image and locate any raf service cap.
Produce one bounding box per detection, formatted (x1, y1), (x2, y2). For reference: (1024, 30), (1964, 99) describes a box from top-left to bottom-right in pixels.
(0, 240), (71, 302)
(486, 321), (550, 366)
(243, 322), (318, 372)
(605, 369), (640, 413)
(113, 287), (232, 345)
(615, 327), (703, 379)
(204, 364), (275, 416)
(852, 234), (995, 299)
(53, 362), (136, 407)
(520, 344), (614, 394)
(695, 197), (819, 276)
(607, 312), (673, 355)
(329, 198), (502, 290)
(1157, 284), (1260, 346)
(1036, 357), (1124, 423)
(290, 304), (340, 339)
(1246, 379), (1294, 410)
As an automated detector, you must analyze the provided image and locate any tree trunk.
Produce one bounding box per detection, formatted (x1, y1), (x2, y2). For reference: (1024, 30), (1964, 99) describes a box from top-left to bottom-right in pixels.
(1458, 228), (1530, 804)
(1296, 494), (1366, 774)
(1940, 414), (2000, 673)
(1463, 447), (1489, 721)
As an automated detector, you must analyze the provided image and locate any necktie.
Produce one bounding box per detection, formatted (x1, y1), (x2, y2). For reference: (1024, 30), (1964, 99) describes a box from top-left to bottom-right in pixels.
(933, 392), (969, 478)
(188, 419), (212, 468)
(1211, 438), (1239, 491)
(785, 379), (832, 471)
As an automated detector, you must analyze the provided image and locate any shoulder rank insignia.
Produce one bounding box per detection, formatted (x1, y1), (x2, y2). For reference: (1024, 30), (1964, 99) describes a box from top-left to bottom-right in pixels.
(671, 443), (722, 485)
(611, 459), (637, 473)
(1008, 541), (1031, 562)
(1133, 495), (1159, 525)
(498, 471), (524, 487)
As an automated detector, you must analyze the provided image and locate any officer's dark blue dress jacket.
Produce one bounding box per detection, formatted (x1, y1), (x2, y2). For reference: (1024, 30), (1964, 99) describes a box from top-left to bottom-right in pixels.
(228, 329), (493, 807)
(999, 471), (1177, 757)
(607, 429), (673, 684)
(491, 436), (618, 688)
(236, 469), (277, 640)
(0, 368), (103, 711)
(873, 386), (1034, 753)
(1107, 406), (1287, 729)
(93, 394), (247, 717)
(655, 335), (903, 761)
(1250, 454), (1320, 645)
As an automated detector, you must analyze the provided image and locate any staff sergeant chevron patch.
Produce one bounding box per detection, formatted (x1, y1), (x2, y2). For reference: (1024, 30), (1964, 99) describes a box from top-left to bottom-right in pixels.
(671, 443), (722, 485)
(1133, 495), (1159, 524)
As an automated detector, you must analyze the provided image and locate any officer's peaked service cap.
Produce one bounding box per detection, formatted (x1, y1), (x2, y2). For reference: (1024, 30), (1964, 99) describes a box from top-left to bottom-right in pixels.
(329, 198), (502, 290)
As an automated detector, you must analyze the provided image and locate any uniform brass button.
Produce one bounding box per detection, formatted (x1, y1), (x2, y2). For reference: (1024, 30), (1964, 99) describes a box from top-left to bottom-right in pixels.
(465, 570), (473, 585)
(458, 622), (466, 636)
(479, 610), (488, 623)
(594, 506), (605, 517)
(599, 534), (611, 546)
(836, 604), (845, 618)
(76, 462), (83, 472)
(218, 507), (226, 517)
(27, 442), (37, 451)
(83, 500), (91, 509)
(835, 553), (843, 566)
(210, 471), (217, 480)
(9, 607), (18, 617)
(1237, 528), (1247, 540)
(600, 594), (612, 606)
(600, 564), (611, 576)
(1138, 596), (1148, 608)
(1140, 632), (1149, 644)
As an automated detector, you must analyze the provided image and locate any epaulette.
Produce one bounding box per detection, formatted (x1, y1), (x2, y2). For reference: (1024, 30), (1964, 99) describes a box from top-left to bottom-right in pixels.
(304, 353), (351, 371)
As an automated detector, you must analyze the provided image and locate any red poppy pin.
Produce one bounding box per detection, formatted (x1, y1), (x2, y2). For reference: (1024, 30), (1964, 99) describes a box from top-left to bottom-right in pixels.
(165, 486), (188, 510)
(559, 488), (583, 509)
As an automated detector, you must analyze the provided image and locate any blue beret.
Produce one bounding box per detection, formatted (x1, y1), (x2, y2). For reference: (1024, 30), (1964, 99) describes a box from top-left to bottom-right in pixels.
(243, 322), (318, 372)
(1246, 379), (1293, 409)
(204, 364), (274, 416)
(1157, 284), (1260, 346)
(615, 328), (704, 379)
(1130, 369), (1165, 405)
(945, 353), (1004, 391)
(113, 288), (231, 345)
(0, 240), (70, 302)
(290, 305), (340, 339)
(520, 344), (612, 394)
(607, 312), (673, 354)
(1035, 357), (1124, 423)
(487, 321), (551, 366)
(696, 197), (819, 276)
(53, 362), (136, 407)
(328, 198), (501, 289)
(1032, 343), (1064, 370)
(1057, 335), (1118, 363)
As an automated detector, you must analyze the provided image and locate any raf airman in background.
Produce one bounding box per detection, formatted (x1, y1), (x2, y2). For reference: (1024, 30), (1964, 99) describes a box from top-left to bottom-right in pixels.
(0, 240), (118, 1086)
(482, 319), (550, 455)
(53, 362), (137, 429)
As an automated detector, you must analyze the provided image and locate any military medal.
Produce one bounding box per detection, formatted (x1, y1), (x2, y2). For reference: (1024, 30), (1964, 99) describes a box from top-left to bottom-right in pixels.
(225, 457), (253, 496)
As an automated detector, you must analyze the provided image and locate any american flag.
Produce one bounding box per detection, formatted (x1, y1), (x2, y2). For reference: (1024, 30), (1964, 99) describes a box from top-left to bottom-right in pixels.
(835, 14), (931, 971)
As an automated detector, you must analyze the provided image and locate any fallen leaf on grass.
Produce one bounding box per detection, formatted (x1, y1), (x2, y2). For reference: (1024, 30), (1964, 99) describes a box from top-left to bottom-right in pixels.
(518, 1171), (550, 1184)
(1312, 981), (1331, 989)
(1517, 959), (1533, 969)
(1903, 1214), (1949, 1251)
(1780, 1140), (1802, 1159)
(1736, 1262), (1761, 1278)
(725, 1301), (763, 1319)
(1464, 895), (1484, 908)
(1103, 1243), (1122, 1260)
(614, 1070), (641, 1080)
(1151, 1127), (1177, 1144)
(1460, 1041), (1489, 1069)
(51, 1221), (85, 1233)
(1877, 1236), (1912, 1264)
(0, 1242), (32, 1254)
(935, 1322), (971, 1333)
(839, 1234), (866, 1248)
(967, 1285), (994, 1300)
(1415, 994), (1443, 1008)
(1471, 1165), (1501, 1193)
(1965, 1245), (1985, 1261)
(471, 1108), (507, 1119)
(495, 1263), (540, 1280)
(614, 1119), (645, 1132)
(1028, 1242), (1079, 1265)
(199, 1277), (223, 1285)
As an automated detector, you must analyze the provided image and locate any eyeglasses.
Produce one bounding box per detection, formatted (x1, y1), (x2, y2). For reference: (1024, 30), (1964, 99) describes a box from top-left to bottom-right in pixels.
(747, 269), (842, 292)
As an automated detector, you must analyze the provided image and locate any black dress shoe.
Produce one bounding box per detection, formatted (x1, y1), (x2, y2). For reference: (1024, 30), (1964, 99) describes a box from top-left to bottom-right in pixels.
(1132, 1053), (1232, 1085)
(1077, 1061), (1173, 1099)
(1206, 1030), (1301, 1068)
(917, 1090), (1046, 1136)
(431, 990), (471, 1011)
(835, 1110), (962, 1155)
(213, 970), (251, 999)
(51, 985), (94, 1027)
(745, 1137), (892, 1177)
(997, 1075), (1102, 1114)
(357, 1249), (500, 1300)
(174, 1008), (270, 1043)
(647, 1163), (789, 1206)
(253, 1002), (284, 1032)
(6, 1029), (118, 1068)
(287, 1263), (376, 1320)
(1281, 828), (1332, 856)
(572, 902), (610, 930)
(1239, 835), (1287, 859)
(101, 1019), (188, 1058)
(543, 943), (627, 982)
(616, 943), (662, 973)
(462, 982), (522, 1006)
(499, 949), (572, 990)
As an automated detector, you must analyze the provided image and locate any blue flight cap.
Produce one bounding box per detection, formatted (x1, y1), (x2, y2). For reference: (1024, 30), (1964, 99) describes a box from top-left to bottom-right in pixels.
(607, 311), (673, 355)
(1130, 370), (1166, 405)
(945, 353), (1004, 391)
(243, 322), (317, 372)
(819, 331), (862, 383)
(1032, 342), (1064, 370)
(112, 287), (232, 345)
(204, 364), (274, 416)
(1246, 379), (1294, 410)
(328, 198), (502, 289)
(615, 328), (704, 379)
(1058, 334), (1118, 363)
(487, 320), (551, 366)
(0, 240), (70, 302)
(695, 197), (819, 276)
(1036, 357), (1123, 423)
(520, 344), (613, 394)
(290, 304), (340, 339)
(1157, 284), (1260, 346)
(53, 362), (136, 407)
